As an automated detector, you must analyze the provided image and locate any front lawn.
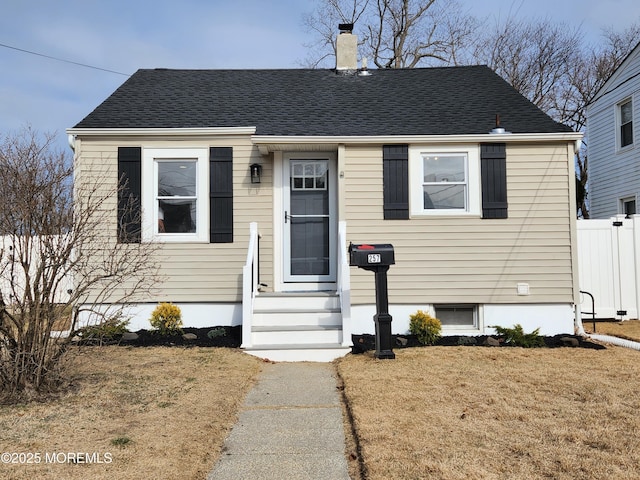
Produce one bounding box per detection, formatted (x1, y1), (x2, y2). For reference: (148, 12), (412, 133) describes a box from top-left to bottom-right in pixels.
(0, 346), (261, 480)
(3, 325), (640, 480)
(337, 345), (640, 479)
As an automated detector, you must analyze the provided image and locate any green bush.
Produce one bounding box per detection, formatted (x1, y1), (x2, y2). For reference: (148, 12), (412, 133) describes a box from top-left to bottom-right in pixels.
(409, 310), (442, 345)
(491, 324), (545, 348)
(149, 303), (183, 336)
(207, 327), (227, 339)
(77, 315), (130, 345)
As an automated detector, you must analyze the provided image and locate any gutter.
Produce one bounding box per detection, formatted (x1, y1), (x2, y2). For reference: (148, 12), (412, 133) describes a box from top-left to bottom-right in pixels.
(64, 128), (582, 151)
(252, 132), (584, 154)
(65, 126), (257, 136)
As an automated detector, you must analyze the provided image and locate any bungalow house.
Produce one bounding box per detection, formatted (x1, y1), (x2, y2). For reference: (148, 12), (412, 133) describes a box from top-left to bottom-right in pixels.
(587, 41), (640, 218)
(67, 30), (582, 361)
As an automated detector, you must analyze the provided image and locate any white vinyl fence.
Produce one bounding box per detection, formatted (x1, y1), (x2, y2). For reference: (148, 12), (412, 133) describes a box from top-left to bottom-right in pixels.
(0, 235), (73, 305)
(577, 216), (640, 320)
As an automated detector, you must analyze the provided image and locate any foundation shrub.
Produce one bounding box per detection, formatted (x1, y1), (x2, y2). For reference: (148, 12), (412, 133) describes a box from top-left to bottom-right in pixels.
(77, 315), (130, 345)
(149, 303), (183, 336)
(492, 324), (545, 348)
(409, 310), (442, 345)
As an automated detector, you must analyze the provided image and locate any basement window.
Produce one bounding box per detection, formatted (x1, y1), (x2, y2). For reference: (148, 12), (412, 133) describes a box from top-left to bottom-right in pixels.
(435, 304), (477, 328)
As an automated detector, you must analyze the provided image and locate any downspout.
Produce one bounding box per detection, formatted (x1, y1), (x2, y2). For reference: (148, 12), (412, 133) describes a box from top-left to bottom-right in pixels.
(575, 302), (640, 351)
(587, 333), (640, 350)
(68, 134), (76, 152)
(574, 303), (586, 336)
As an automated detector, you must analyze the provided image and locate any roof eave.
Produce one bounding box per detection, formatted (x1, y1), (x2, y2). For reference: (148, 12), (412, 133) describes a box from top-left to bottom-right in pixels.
(66, 126), (258, 136)
(252, 132), (584, 154)
(64, 128), (582, 153)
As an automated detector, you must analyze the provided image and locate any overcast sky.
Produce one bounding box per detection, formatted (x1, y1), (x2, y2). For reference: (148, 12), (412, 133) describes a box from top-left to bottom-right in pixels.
(2, 0), (639, 153)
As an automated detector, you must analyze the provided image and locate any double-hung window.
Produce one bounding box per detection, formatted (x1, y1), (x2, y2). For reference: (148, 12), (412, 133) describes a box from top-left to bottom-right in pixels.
(410, 146), (480, 216)
(422, 153), (467, 210)
(143, 148), (209, 242)
(620, 99), (634, 148)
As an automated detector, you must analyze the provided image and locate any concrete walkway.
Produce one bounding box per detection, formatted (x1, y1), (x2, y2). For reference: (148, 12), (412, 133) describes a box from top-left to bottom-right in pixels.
(207, 362), (351, 480)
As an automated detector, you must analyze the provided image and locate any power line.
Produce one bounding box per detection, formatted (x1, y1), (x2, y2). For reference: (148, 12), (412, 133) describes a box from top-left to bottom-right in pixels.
(0, 42), (130, 76)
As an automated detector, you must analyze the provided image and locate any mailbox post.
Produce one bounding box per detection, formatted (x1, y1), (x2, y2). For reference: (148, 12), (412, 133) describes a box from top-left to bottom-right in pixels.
(349, 243), (396, 359)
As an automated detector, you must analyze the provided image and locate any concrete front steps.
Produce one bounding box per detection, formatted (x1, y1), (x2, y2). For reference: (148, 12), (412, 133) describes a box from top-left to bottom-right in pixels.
(243, 292), (351, 362)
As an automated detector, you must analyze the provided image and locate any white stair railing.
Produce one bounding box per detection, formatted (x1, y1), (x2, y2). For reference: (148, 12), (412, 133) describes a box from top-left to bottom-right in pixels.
(337, 221), (352, 347)
(241, 222), (259, 348)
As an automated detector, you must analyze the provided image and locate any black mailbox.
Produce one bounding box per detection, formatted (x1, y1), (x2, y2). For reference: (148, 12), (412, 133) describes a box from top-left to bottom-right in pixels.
(348, 242), (396, 359)
(349, 243), (395, 268)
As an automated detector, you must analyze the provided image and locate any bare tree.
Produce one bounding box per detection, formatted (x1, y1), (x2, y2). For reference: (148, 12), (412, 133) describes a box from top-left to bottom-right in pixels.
(473, 17), (582, 122)
(303, 1), (640, 217)
(460, 14), (639, 218)
(0, 127), (161, 402)
(301, 0), (370, 68)
(301, 0), (479, 68)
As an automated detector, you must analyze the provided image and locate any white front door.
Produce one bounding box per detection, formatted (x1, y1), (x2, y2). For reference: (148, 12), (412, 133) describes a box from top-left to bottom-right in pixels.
(283, 153), (337, 285)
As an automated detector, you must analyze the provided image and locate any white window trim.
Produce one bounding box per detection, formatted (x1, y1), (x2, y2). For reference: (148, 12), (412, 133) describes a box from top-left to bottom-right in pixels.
(617, 97), (634, 151)
(435, 304), (480, 331)
(409, 145), (480, 216)
(142, 148), (209, 243)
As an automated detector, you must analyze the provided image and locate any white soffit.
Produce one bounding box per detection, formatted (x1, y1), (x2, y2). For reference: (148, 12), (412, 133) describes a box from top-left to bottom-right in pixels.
(251, 132), (584, 154)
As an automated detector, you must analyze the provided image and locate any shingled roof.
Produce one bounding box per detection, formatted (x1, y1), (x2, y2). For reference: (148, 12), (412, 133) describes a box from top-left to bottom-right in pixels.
(73, 66), (572, 135)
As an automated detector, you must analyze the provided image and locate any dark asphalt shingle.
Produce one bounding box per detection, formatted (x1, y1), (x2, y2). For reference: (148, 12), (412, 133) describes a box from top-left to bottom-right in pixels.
(73, 66), (573, 135)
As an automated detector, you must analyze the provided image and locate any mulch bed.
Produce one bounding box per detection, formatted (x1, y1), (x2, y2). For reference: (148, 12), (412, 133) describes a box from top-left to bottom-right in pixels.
(75, 326), (242, 348)
(75, 326), (605, 351)
(350, 333), (606, 354)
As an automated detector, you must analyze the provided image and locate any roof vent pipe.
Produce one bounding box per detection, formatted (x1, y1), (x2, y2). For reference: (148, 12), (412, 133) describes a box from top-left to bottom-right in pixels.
(490, 114), (510, 134)
(358, 57), (371, 76)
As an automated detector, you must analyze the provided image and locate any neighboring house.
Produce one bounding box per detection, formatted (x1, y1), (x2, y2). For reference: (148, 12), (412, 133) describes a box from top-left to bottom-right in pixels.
(587, 41), (640, 218)
(67, 30), (582, 361)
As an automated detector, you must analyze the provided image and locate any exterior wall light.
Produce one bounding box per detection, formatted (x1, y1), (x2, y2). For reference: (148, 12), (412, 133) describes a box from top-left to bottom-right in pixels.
(250, 163), (262, 184)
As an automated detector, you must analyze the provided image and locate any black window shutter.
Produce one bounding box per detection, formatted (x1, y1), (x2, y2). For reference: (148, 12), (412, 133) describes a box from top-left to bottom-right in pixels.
(481, 143), (508, 219)
(383, 145), (409, 219)
(210, 147), (233, 243)
(117, 147), (142, 243)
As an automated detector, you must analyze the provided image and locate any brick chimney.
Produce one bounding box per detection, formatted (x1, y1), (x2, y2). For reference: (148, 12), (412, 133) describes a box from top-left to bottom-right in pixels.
(336, 23), (357, 73)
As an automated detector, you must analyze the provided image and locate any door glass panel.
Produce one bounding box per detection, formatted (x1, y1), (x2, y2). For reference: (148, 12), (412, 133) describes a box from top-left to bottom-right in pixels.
(289, 160), (330, 277)
(291, 189), (328, 216)
(290, 217), (329, 275)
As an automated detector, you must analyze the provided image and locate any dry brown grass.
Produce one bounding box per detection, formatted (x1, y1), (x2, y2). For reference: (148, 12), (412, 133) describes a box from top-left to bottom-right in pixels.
(0, 346), (261, 480)
(4, 331), (640, 480)
(583, 319), (640, 342)
(337, 346), (640, 480)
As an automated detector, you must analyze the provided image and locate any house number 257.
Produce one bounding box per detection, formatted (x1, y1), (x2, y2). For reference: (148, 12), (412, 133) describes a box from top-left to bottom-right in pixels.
(368, 254), (381, 263)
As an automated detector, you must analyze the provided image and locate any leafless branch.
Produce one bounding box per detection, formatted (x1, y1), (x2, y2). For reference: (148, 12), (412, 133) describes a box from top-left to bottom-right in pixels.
(0, 127), (162, 402)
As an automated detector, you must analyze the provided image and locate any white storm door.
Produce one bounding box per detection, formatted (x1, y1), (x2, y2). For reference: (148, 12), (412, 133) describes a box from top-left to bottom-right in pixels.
(283, 155), (337, 283)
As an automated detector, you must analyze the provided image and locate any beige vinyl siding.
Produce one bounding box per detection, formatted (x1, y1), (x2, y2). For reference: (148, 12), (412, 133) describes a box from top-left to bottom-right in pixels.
(75, 135), (272, 304)
(344, 143), (575, 306)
